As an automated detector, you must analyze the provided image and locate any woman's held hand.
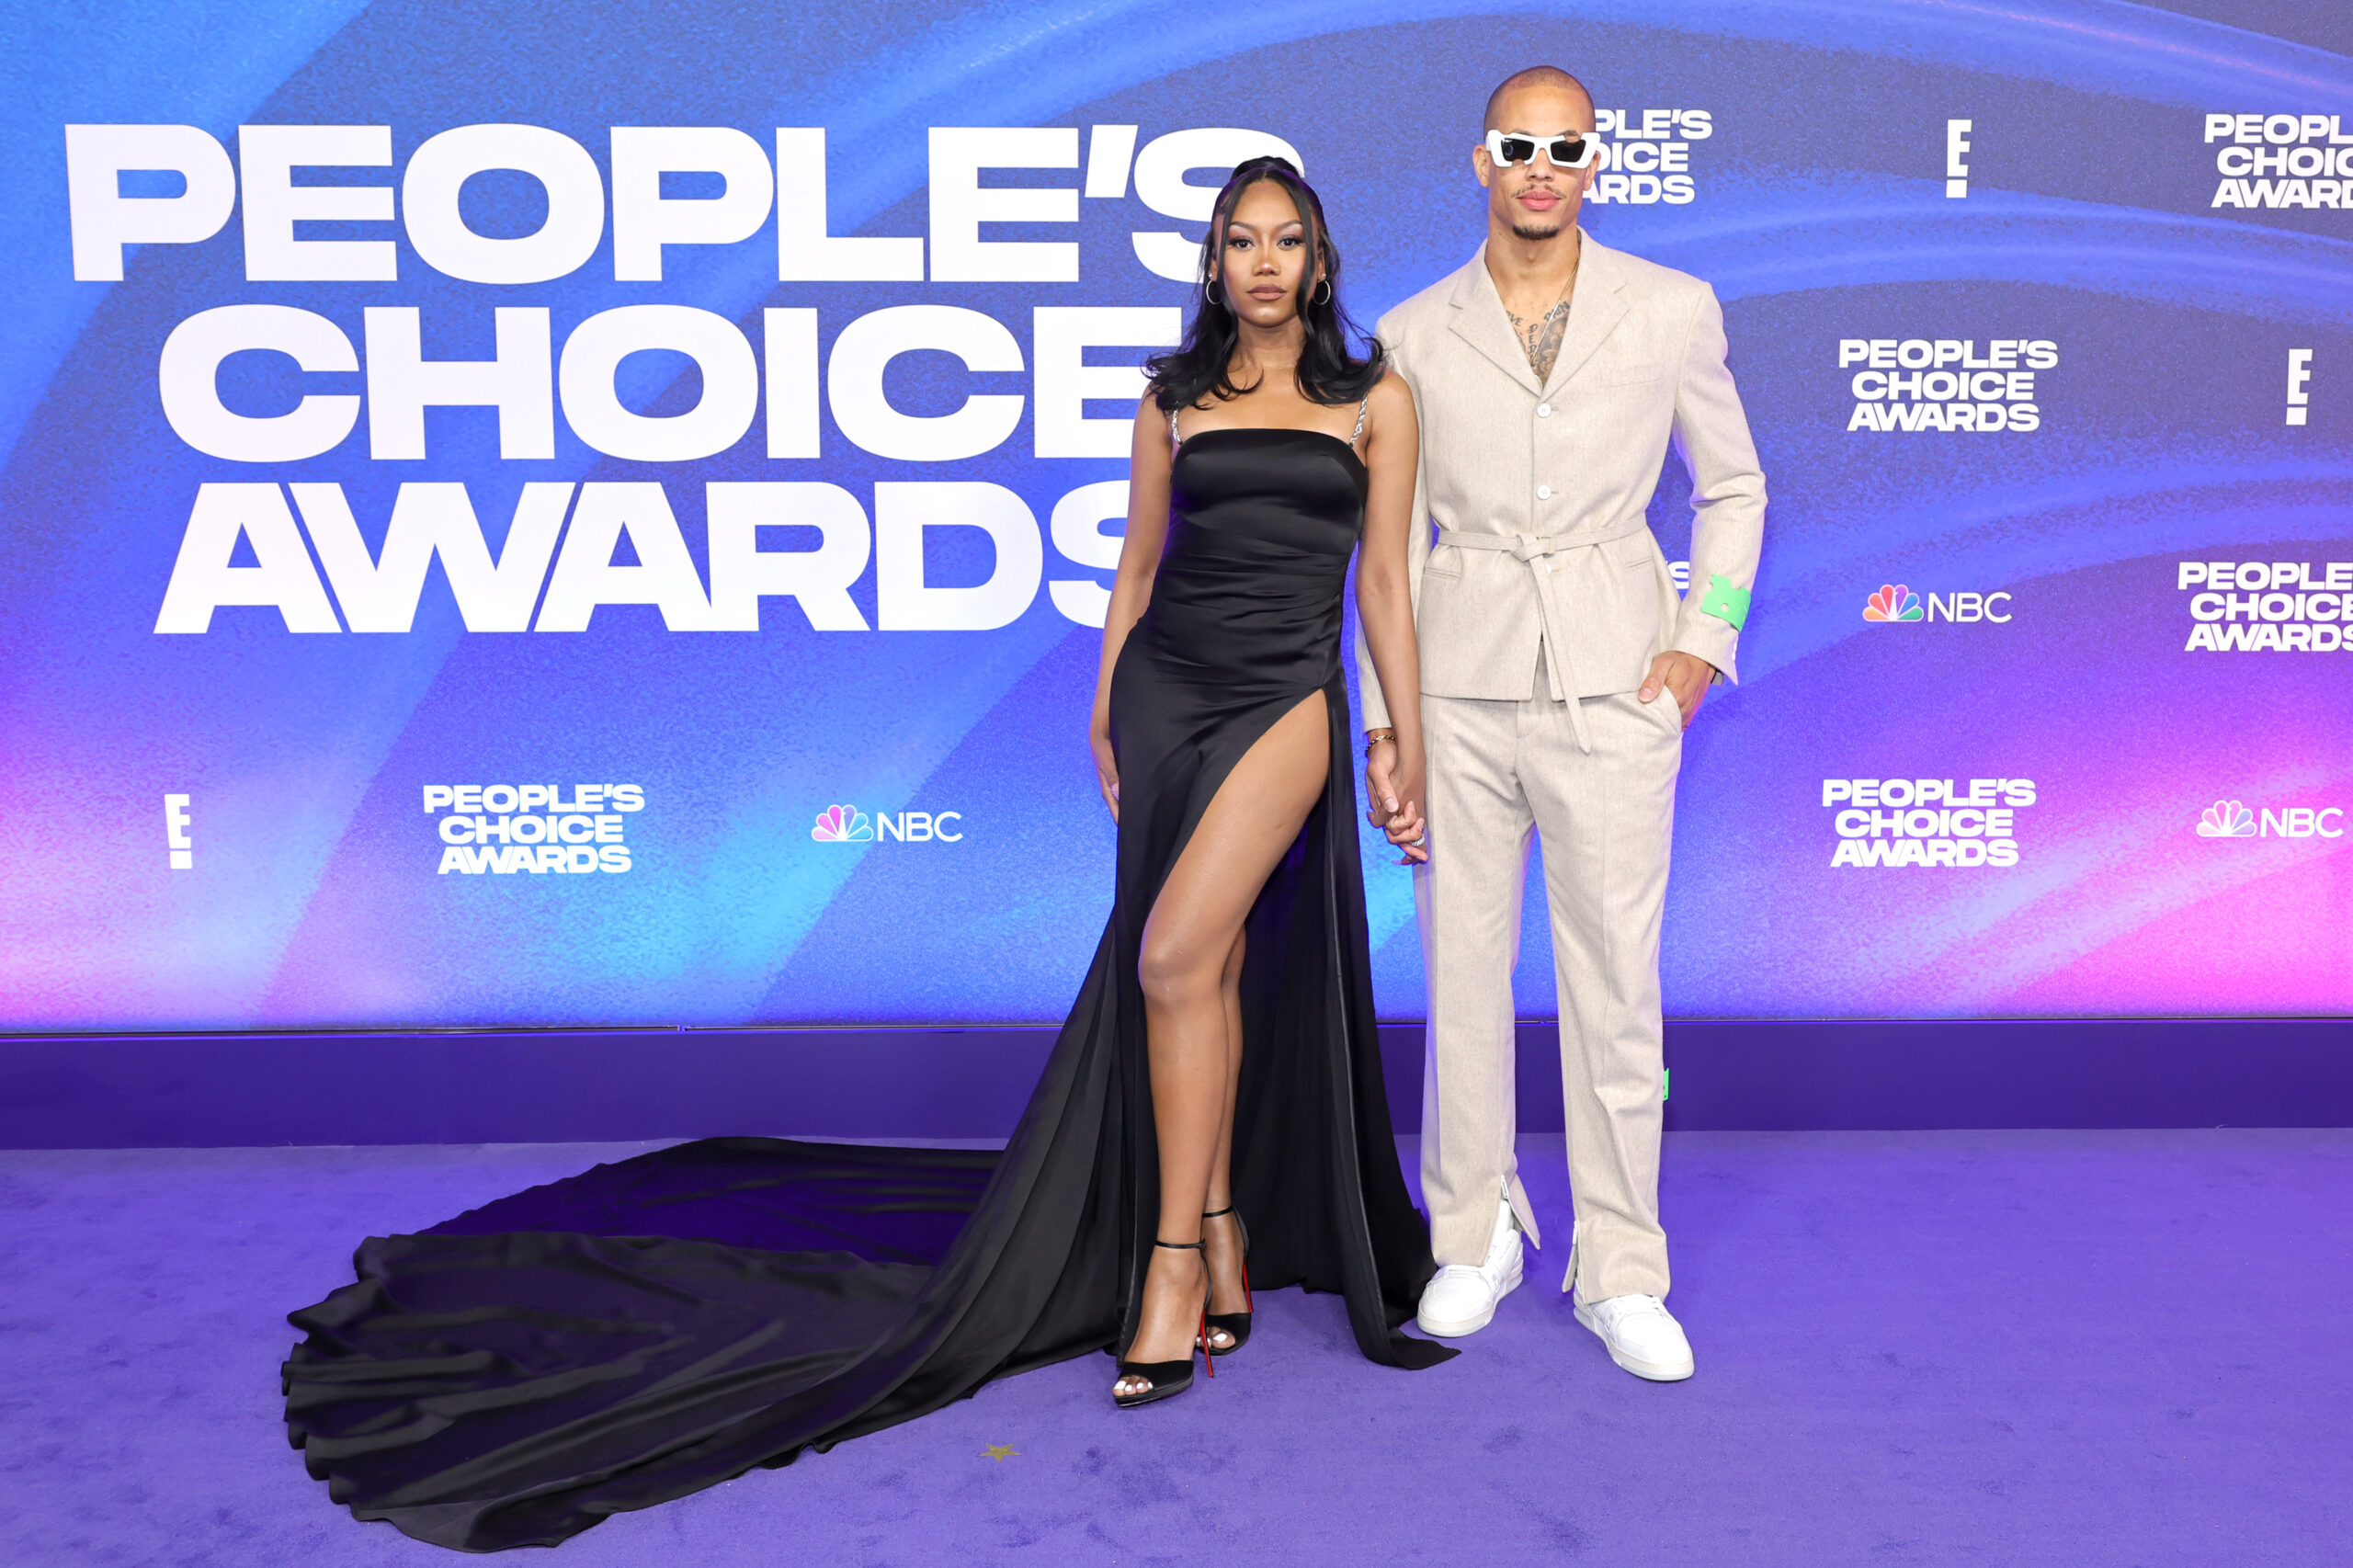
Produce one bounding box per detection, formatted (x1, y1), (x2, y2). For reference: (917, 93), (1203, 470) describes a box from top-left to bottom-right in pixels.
(1364, 733), (1428, 864)
(1363, 735), (1402, 825)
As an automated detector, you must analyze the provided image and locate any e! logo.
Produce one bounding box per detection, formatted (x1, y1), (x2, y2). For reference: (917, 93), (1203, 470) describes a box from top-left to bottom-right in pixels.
(164, 793), (193, 869)
(1946, 119), (1972, 199)
(2287, 348), (2313, 426)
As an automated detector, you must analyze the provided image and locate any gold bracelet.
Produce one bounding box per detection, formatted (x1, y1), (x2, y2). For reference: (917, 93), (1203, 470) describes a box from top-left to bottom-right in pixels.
(1364, 728), (1397, 756)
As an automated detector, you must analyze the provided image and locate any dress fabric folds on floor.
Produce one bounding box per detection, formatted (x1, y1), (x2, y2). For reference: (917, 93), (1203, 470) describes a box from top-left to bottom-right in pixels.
(283, 425), (1452, 1551)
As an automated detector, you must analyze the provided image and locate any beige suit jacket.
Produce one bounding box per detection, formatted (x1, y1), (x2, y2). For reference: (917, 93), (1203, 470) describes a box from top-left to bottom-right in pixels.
(1357, 233), (1766, 729)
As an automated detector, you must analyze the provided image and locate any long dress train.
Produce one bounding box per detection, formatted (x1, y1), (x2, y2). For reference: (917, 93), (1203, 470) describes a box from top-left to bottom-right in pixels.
(282, 424), (1452, 1551)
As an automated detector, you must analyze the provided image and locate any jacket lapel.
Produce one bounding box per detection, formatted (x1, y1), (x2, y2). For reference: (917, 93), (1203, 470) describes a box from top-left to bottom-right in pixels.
(1541, 232), (1630, 399)
(1445, 246), (1545, 399)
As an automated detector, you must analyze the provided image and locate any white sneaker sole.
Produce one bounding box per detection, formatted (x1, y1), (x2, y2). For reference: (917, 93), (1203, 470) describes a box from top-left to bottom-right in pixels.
(1415, 1250), (1523, 1337)
(1573, 1302), (1695, 1381)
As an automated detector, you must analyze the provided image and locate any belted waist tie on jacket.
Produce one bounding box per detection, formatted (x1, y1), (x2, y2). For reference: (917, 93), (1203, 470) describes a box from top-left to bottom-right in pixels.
(1434, 517), (1652, 753)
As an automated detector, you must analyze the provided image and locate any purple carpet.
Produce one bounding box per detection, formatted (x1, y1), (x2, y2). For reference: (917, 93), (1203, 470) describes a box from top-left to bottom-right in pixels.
(3, 1131), (2347, 1565)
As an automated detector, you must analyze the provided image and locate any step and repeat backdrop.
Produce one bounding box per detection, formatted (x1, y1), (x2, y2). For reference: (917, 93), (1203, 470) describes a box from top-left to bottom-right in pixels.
(1, 0), (2347, 1032)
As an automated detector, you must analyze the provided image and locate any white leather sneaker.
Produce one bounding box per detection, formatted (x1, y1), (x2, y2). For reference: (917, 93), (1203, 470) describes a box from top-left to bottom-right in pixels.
(1573, 1293), (1695, 1381)
(1416, 1200), (1523, 1337)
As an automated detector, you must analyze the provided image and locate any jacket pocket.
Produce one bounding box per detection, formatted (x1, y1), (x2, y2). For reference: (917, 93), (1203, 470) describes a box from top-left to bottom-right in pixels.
(1611, 534), (1660, 573)
(1563, 543), (1664, 697)
(1599, 359), (1664, 387)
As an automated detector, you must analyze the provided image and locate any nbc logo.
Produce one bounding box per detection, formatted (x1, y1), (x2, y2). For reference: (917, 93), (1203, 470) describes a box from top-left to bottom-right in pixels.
(812, 804), (871, 842)
(2195, 799), (2343, 839)
(812, 803), (965, 843)
(1865, 584), (1921, 622)
(2196, 800), (2256, 836)
(1862, 582), (2012, 624)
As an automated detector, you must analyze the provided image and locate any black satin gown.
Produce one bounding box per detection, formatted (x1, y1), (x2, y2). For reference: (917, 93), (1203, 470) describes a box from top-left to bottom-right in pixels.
(281, 425), (1453, 1551)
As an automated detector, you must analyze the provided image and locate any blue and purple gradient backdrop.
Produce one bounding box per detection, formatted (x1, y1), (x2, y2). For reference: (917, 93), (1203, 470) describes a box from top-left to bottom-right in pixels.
(0, 0), (2347, 1031)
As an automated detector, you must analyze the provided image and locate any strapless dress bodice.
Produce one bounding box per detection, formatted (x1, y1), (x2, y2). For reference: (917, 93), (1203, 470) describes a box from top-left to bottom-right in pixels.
(1137, 426), (1368, 690)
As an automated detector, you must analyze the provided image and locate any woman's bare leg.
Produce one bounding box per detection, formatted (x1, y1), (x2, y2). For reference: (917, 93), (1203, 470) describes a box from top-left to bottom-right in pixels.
(1118, 691), (1328, 1390)
(1202, 926), (1249, 1325)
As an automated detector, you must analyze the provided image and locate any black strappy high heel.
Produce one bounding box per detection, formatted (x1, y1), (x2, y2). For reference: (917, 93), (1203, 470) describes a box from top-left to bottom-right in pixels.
(1202, 1205), (1253, 1357)
(1113, 1240), (1214, 1409)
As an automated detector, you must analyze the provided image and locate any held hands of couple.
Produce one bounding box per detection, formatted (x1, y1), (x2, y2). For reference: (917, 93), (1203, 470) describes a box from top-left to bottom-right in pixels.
(1361, 733), (1430, 865)
(1637, 651), (1718, 729)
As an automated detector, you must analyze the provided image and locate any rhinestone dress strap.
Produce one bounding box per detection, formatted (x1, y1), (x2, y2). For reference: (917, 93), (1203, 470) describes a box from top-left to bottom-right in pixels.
(1351, 394), (1370, 449)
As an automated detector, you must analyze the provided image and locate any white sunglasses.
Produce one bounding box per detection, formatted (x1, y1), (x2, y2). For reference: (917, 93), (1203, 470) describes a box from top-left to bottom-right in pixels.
(1484, 128), (1602, 170)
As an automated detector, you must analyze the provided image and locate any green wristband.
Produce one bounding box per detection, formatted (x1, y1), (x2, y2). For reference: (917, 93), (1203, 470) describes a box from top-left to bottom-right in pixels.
(1699, 573), (1751, 630)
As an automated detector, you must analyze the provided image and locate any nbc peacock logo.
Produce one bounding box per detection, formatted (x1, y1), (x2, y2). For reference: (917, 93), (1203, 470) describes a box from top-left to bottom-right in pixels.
(811, 804), (872, 843)
(2195, 797), (2346, 838)
(2196, 800), (2256, 837)
(1864, 584), (1924, 622)
(810, 802), (967, 843)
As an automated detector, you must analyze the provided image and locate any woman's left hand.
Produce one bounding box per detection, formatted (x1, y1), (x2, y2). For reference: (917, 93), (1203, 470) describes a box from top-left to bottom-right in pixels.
(1382, 752), (1428, 865)
(1089, 713), (1120, 824)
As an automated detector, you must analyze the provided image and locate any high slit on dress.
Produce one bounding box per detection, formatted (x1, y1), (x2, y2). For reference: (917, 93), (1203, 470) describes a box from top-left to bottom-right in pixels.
(280, 424), (1452, 1552)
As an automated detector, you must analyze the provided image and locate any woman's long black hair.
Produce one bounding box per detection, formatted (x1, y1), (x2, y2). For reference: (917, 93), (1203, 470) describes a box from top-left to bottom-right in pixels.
(1146, 156), (1384, 413)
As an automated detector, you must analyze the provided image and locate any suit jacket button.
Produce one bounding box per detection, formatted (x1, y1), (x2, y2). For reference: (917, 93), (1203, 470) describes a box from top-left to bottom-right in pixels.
(1537, 484), (1552, 499)
(1538, 403), (1552, 417)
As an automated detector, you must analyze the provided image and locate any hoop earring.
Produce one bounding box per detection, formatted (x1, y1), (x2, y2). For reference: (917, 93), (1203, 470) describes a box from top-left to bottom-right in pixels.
(1312, 278), (1332, 306)
(1204, 280), (1223, 306)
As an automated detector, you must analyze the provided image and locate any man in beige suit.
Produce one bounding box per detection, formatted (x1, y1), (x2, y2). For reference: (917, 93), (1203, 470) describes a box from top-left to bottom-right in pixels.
(1358, 66), (1765, 1381)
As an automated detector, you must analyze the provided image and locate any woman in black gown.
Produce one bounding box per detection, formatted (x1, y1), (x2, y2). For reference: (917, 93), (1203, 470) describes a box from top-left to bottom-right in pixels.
(281, 157), (1446, 1551)
(1097, 157), (1435, 1400)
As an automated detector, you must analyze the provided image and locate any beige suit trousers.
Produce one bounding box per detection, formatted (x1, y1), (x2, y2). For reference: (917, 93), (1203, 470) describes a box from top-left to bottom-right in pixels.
(1419, 652), (1680, 1301)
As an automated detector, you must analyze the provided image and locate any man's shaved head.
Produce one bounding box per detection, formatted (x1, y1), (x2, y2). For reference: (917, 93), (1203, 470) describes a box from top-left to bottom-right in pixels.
(1483, 65), (1593, 132)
